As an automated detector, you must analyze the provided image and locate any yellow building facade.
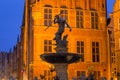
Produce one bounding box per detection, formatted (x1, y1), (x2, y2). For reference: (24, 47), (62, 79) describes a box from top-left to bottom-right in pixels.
(22, 0), (110, 80)
(113, 0), (120, 79)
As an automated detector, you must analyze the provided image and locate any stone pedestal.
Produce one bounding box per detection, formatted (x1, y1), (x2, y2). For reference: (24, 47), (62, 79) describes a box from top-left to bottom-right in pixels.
(54, 63), (68, 80)
(40, 53), (81, 80)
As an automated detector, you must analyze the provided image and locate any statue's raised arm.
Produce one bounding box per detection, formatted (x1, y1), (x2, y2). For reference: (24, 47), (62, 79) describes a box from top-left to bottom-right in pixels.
(65, 20), (72, 31)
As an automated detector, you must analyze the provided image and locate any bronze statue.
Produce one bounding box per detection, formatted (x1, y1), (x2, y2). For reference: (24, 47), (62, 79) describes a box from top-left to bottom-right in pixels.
(45, 11), (72, 52)
(53, 14), (71, 49)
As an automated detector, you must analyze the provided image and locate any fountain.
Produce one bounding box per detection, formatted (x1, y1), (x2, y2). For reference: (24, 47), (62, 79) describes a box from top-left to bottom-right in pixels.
(40, 12), (81, 80)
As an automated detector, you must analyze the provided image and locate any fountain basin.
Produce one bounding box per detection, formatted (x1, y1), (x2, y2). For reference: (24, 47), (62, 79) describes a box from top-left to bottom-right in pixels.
(40, 53), (81, 64)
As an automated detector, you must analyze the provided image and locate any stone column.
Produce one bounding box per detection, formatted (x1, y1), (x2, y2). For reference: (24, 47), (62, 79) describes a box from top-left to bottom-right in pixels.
(54, 63), (68, 80)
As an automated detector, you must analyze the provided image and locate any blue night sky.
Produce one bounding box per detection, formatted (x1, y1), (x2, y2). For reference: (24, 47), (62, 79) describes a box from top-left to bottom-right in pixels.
(0, 0), (115, 52)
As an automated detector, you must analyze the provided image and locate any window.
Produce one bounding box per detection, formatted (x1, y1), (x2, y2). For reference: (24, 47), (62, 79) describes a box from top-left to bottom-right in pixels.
(77, 41), (84, 62)
(76, 71), (86, 79)
(118, 18), (120, 30)
(111, 67), (117, 77)
(118, 38), (120, 50)
(44, 70), (53, 80)
(85, 0), (87, 9)
(76, 10), (83, 28)
(92, 42), (100, 62)
(91, 12), (98, 29)
(30, 0), (36, 4)
(93, 71), (101, 80)
(101, 0), (105, 9)
(111, 53), (116, 63)
(89, 0), (95, 9)
(44, 8), (52, 26)
(44, 40), (52, 53)
(60, 9), (68, 20)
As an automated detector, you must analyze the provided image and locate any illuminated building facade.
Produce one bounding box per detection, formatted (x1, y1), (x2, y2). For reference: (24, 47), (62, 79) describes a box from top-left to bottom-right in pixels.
(113, 0), (120, 79)
(21, 0), (110, 80)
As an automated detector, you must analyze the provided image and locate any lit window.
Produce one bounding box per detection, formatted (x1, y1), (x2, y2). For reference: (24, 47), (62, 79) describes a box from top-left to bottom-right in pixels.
(92, 42), (100, 62)
(102, 0), (105, 9)
(118, 18), (120, 30)
(60, 9), (68, 20)
(77, 41), (84, 62)
(30, 0), (36, 4)
(91, 12), (98, 29)
(85, 0), (87, 9)
(118, 38), (120, 50)
(89, 0), (95, 9)
(76, 71), (86, 79)
(44, 8), (52, 26)
(76, 10), (83, 28)
(44, 40), (52, 53)
(44, 70), (53, 80)
(93, 71), (101, 80)
(111, 53), (116, 63)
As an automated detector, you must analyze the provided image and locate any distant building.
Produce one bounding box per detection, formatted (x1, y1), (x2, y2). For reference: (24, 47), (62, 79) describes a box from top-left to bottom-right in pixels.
(20, 0), (110, 80)
(10, 36), (24, 80)
(0, 52), (5, 79)
(0, 52), (10, 80)
(0, 42), (23, 80)
(107, 14), (116, 79)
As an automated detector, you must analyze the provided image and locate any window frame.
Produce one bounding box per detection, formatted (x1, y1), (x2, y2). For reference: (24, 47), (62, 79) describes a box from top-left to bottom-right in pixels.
(92, 42), (100, 62)
(44, 7), (52, 26)
(60, 8), (68, 21)
(91, 11), (99, 29)
(76, 70), (86, 79)
(44, 40), (52, 53)
(44, 70), (53, 80)
(93, 71), (101, 80)
(76, 41), (84, 62)
(118, 18), (120, 30)
(76, 10), (84, 28)
(119, 38), (120, 50)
